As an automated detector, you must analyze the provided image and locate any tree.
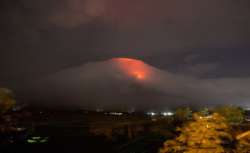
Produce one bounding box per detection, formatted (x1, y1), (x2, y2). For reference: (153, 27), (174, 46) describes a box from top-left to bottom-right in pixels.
(0, 88), (16, 114)
(236, 131), (250, 153)
(160, 113), (234, 153)
(199, 107), (210, 116)
(214, 106), (245, 124)
(173, 107), (192, 125)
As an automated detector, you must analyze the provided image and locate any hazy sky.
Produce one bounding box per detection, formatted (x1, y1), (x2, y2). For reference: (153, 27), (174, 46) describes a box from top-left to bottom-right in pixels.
(1, 0), (250, 110)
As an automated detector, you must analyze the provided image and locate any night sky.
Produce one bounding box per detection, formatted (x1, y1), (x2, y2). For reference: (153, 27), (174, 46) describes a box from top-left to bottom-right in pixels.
(1, 0), (250, 110)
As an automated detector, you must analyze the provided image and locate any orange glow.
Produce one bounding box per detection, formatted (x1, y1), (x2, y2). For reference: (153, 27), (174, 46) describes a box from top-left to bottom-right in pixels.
(112, 57), (150, 80)
(133, 71), (145, 79)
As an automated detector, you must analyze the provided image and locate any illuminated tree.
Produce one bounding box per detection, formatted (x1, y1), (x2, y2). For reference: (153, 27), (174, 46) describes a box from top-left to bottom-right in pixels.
(0, 88), (16, 114)
(236, 131), (250, 153)
(160, 113), (234, 153)
(214, 106), (244, 124)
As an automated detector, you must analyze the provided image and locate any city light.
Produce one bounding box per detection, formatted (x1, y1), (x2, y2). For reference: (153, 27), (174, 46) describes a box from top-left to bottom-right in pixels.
(96, 108), (104, 112)
(109, 112), (123, 116)
(161, 112), (174, 116)
(147, 112), (156, 116)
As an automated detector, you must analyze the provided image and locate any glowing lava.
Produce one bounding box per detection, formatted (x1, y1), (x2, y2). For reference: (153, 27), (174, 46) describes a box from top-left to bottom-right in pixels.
(133, 71), (144, 79)
(112, 57), (151, 80)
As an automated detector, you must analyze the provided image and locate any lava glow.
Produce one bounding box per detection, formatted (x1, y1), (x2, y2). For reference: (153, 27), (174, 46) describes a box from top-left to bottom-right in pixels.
(112, 57), (151, 80)
(133, 71), (144, 80)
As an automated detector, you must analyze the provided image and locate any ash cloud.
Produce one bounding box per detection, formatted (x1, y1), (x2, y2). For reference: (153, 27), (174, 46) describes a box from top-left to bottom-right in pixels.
(28, 58), (250, 110)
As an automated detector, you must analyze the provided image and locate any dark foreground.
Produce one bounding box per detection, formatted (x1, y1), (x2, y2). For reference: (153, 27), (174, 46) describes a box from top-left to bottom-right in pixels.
(0, 108), (174, 153)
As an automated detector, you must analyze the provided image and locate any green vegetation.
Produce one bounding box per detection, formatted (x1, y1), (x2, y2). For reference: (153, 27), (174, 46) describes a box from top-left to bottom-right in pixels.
(214, 105), (245, 124)
(199, 107), (210, 116)
(173, 107), (192, 125)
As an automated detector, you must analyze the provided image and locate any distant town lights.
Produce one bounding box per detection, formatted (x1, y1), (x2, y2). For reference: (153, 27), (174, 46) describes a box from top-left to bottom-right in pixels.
(147, 111), (174, 116)
(147, 112), (156, 116)
(161, 112), (174, 116)
(109, 112), (123, 116)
